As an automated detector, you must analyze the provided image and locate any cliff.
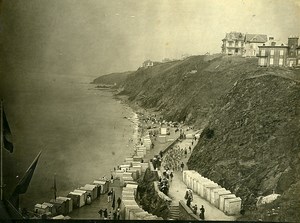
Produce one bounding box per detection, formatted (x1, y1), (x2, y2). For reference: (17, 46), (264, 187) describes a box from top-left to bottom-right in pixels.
(93, 54), (300, 221)
(91, 71), (132, 87)
(187, 74), (300, 221)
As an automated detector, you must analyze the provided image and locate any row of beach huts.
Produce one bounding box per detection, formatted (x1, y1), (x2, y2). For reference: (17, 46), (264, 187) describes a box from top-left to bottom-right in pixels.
(183, 170), (242, 216)
(116, 132), (164, 220)
(33, 128), (163, 220)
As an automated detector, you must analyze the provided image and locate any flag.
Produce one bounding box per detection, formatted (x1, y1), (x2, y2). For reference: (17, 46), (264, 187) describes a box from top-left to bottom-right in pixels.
(1, 103), (13, 153)
(9, 152), (41, 208)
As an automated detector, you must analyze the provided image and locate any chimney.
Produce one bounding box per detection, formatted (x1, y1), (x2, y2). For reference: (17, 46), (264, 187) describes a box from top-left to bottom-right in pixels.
(271, 42), (276, 46)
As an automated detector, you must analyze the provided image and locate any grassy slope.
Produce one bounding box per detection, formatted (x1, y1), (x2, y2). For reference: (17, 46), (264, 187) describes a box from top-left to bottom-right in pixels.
(123, 55), (266, 127)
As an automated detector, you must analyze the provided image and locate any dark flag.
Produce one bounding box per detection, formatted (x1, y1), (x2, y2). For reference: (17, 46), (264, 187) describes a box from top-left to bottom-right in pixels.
(9, 152), (41, 208)
(1, 103), (13, 153)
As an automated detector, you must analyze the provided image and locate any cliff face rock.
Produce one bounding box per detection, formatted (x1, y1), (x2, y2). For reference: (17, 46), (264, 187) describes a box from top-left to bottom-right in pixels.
(122, 55), (261, 127)
(187, 74), (300, 217)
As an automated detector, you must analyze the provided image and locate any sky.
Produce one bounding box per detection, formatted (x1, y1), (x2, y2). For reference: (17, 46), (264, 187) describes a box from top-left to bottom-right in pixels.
(0, 0), (300, 78)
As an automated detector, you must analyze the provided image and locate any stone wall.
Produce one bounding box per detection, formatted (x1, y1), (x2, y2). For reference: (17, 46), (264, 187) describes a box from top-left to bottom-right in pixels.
(137, 168), (171, 219)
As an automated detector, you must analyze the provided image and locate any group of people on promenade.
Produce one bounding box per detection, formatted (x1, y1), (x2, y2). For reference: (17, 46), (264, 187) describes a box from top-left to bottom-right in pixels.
(98, 189), (122, 220)
(184, 189), (205, 220)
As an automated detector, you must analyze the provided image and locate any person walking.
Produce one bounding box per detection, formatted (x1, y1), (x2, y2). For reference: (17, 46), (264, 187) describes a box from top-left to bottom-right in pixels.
(184, 149), (187, 158)
(193, 204), (197, 215)
(113, 211), (117, 220)
(98, 209), (103, 219)
(107, 190), (112, 203)
(117, 208), (120, 220)
(103, 209), (108, 220)
(117, 197), (122, 208)
(180, 162), (185, 172)
(186, 195), (192, 207)
(170, 171), (174, 182)
(188, 189), (193, 201)
(200, 205), (205, 220)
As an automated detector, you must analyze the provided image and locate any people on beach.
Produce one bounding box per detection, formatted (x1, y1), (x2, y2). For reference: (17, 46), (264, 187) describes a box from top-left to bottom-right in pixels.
(98, 209), (103, 218)
(193, 204), (197, 215)
(86, 194), (92, 205)
(170, 171), (174, 182)
(199, 205), (205, 220)
(186, 195), (192, 207)
(113, 211), (117, 220)
(107, 190), (113, 202)
(111, 174), (114, 183)
(117, 208), (120, 220)
(188, 189), (193, 201)
(180, 162), (185, 172)
(103, 209), (108, 220)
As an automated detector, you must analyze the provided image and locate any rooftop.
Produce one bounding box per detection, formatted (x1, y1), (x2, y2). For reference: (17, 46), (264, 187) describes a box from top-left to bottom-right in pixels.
(245, 34), (268, 43)
(223, 32), (244, 41)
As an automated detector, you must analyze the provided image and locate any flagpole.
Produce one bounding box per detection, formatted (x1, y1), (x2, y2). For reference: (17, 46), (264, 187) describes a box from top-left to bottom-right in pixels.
(1, 99), (4, 201)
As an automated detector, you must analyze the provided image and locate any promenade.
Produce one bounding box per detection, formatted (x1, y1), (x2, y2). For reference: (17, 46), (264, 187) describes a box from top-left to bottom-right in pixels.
(162, 134), (236, 221)
(68, 125), (237, 220)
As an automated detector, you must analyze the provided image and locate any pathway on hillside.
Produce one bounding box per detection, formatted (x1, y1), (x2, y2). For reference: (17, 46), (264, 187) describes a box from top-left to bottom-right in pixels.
(161, 130), (236, 221)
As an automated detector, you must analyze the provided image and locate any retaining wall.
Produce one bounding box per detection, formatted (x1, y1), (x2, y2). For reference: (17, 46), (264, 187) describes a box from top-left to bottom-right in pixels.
(178, 200), (199, 220)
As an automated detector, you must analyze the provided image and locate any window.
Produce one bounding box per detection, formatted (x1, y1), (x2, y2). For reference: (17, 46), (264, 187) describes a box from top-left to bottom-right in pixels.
(270, 50), (274, 56)
(298, 59), (300, 65)
(260, 58), (265, 66)
(261, 50), (266, 56)
(280, 50), (284, 56)
(229, 42), (233, 47)
(279, 58), (283, 66)
(270, 58), (274, 65)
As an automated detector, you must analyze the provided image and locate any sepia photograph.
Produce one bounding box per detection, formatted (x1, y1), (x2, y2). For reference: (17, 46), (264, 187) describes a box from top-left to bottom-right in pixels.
(0, 0), (300, 221)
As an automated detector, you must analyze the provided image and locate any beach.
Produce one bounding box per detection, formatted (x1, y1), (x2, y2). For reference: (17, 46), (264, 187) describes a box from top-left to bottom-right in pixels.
(1, 74), (141, 210)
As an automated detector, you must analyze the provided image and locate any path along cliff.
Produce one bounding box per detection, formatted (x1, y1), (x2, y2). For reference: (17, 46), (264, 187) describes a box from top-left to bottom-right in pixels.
(93, 55), (300, 221)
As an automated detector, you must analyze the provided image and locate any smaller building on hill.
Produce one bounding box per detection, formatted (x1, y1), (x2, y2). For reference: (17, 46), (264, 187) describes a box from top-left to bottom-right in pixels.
(142, 60), (154, 68)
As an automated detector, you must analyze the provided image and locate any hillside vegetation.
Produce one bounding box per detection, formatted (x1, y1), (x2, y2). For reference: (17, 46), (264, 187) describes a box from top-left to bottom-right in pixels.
(93, 54), (300, 221)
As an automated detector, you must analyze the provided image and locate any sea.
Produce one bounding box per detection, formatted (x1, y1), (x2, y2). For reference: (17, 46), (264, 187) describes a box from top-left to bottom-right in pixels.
(1, 73), (137, 210)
